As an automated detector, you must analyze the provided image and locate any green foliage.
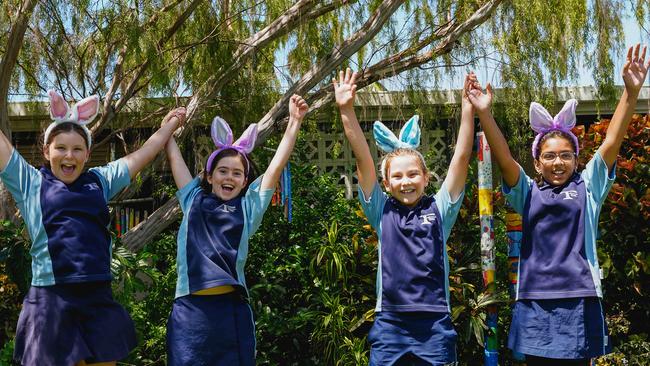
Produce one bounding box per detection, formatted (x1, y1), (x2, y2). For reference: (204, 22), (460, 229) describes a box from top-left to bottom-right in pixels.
(0, 338), (17, 366)
(246, 163), (376, 365)
(575, 114), (650, 364)
(111, 233), (178, 365)
(0, 220), (30, 349)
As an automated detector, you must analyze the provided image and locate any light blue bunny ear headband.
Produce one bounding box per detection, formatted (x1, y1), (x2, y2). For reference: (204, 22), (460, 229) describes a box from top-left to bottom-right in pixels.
(373, 115), (423, 178)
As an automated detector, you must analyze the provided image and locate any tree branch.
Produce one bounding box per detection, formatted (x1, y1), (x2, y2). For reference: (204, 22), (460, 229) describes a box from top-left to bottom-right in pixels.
(254, 0), (406, 143)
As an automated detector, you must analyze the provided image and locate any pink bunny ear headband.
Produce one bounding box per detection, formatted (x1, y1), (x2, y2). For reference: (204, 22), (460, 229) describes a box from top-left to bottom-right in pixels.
(530, 99), (579, 158)
(205, 116), (258, 174)
(44, 90), (99, 148)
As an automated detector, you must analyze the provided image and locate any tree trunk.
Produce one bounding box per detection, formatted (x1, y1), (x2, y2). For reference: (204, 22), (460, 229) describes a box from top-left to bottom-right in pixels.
(0, 0), (39, 222)
(120, 0), (505, 251)
(122, 195), (182, 251)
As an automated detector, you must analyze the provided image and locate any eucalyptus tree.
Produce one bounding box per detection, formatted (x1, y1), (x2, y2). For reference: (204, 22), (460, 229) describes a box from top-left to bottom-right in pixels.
(0, 0), (643, 248)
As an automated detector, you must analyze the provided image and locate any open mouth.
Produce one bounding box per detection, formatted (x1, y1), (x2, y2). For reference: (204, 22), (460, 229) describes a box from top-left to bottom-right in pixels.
(400, 188), (415, 194)
(221, 184), (234, 193)
(61, 164), (76, 175)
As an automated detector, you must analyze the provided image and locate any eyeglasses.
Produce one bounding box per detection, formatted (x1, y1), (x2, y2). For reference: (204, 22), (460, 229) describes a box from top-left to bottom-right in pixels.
(539, 151), (575, 162)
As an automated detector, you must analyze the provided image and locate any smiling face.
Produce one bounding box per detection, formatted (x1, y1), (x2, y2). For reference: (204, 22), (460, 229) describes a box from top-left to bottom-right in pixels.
(534, 136), (577, 186)
(207, 154), (248, 200)
(383, 154), (429, 207)
(43, 130), (90, 184)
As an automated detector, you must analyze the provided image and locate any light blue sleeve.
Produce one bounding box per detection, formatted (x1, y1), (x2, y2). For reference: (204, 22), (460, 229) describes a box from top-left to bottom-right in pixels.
(357, 183), (388, 230)
(89, 159), (131, 201)
(176, 177), (202, 213)
(434, 181), (465, 241)
(581, 152), (616, 204)
(242, 175), (275, 236)
(502, 164), (533, 215)
(0, 149), (40, 204)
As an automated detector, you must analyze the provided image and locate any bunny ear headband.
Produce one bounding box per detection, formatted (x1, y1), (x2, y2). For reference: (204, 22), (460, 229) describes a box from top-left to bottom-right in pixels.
(373, 115), (421, 153)
(530, 99), (579, 158)
(373, 115), (424, 179)
(205, 116), (258, 173)
(44, 90), (99, 148)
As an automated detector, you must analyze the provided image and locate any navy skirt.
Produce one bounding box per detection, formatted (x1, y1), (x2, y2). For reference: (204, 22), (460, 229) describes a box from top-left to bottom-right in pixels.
(508, 297), (611, 360)
(13, 282), (136, 366)
(368, 311), (457, 366)
(166, 292), (255, 366)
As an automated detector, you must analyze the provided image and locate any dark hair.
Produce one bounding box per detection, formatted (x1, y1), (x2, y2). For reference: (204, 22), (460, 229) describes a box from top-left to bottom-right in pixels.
(40, 122), (90, 168)
(201, 148), (257, 194)
(535, 130), (578, 159)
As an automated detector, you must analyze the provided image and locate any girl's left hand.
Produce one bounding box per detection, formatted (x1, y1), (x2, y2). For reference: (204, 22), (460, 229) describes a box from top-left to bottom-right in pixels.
(622, 44), (650, 94)
(289, 94), (309, 121)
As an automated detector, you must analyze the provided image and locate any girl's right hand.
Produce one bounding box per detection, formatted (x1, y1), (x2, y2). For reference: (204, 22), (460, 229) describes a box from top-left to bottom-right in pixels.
(333, 68), (358, 109)
(466, 72), (493, 113)
(161, 107), (187, 128)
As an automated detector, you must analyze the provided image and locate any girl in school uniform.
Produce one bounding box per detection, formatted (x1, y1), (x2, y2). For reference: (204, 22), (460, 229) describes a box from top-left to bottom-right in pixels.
(465, 44), (649, 365)
(164, 95), (308, 366)
(0, 90), (186, 366)
(333, 68), (475, 366)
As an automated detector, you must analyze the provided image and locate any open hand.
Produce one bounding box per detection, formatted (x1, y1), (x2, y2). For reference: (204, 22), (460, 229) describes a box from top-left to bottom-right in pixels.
(622, 43), (650, 95)
(333, 68), (358, 109)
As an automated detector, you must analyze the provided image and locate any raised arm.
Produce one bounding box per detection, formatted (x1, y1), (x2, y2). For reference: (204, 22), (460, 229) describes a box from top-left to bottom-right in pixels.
(333, 68), (377, 198)
(122, 107), (186, 179)
(0, 128), (13, 171)
(260, 95), (306, 191)
(598, 44), (649, 169)
(165, 136), (193, 189)
(443, 75), (476, 201)
(466, 73), (520, 187)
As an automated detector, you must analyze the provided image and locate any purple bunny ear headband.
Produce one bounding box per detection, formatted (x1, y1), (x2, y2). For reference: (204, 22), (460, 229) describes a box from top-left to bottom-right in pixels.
(205, 116), (258, 173)
(44, 90), (99, 148)
(530, 99), (579, 158)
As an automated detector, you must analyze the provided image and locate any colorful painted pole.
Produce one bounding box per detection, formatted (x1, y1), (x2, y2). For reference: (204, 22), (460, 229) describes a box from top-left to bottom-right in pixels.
(281, 162), (293, 222)
(505, 206), (521, 299)
(506, 204), (526, 362)
(477, 131), (498, 366)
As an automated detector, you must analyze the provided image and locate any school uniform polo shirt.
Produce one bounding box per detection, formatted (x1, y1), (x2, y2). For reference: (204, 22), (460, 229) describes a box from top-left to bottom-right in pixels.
(0, 149), (130, 286)
(174, 176), (273, 298)
(504, 152), (615, 300)
(359, 182), (464, 313)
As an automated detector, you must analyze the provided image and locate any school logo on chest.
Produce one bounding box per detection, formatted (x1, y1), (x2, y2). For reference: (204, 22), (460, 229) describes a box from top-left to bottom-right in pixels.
(560, 190), (579, 200)
(547, 189), (579, 201)
(217, 204), (237, 213)
(420, 213), (437, 225)
(84, 182), (100, 191)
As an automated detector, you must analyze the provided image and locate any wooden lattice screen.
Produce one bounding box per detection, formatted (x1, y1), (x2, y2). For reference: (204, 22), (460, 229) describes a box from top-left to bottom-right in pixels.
(193, 129), (448, 198)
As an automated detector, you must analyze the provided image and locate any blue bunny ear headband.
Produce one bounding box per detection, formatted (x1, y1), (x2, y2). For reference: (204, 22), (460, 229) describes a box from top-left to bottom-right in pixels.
(373, 115), (421, 152)
(373, 115), (424, 179)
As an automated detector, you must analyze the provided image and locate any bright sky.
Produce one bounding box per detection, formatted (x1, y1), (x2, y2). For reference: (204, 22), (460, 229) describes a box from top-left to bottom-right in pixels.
(274, 9), (649, 92)
(466, 21), (648, 91)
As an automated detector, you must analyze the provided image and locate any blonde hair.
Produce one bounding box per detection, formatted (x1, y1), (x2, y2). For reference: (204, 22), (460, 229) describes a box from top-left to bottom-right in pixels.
(380, 148), (429, 181)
